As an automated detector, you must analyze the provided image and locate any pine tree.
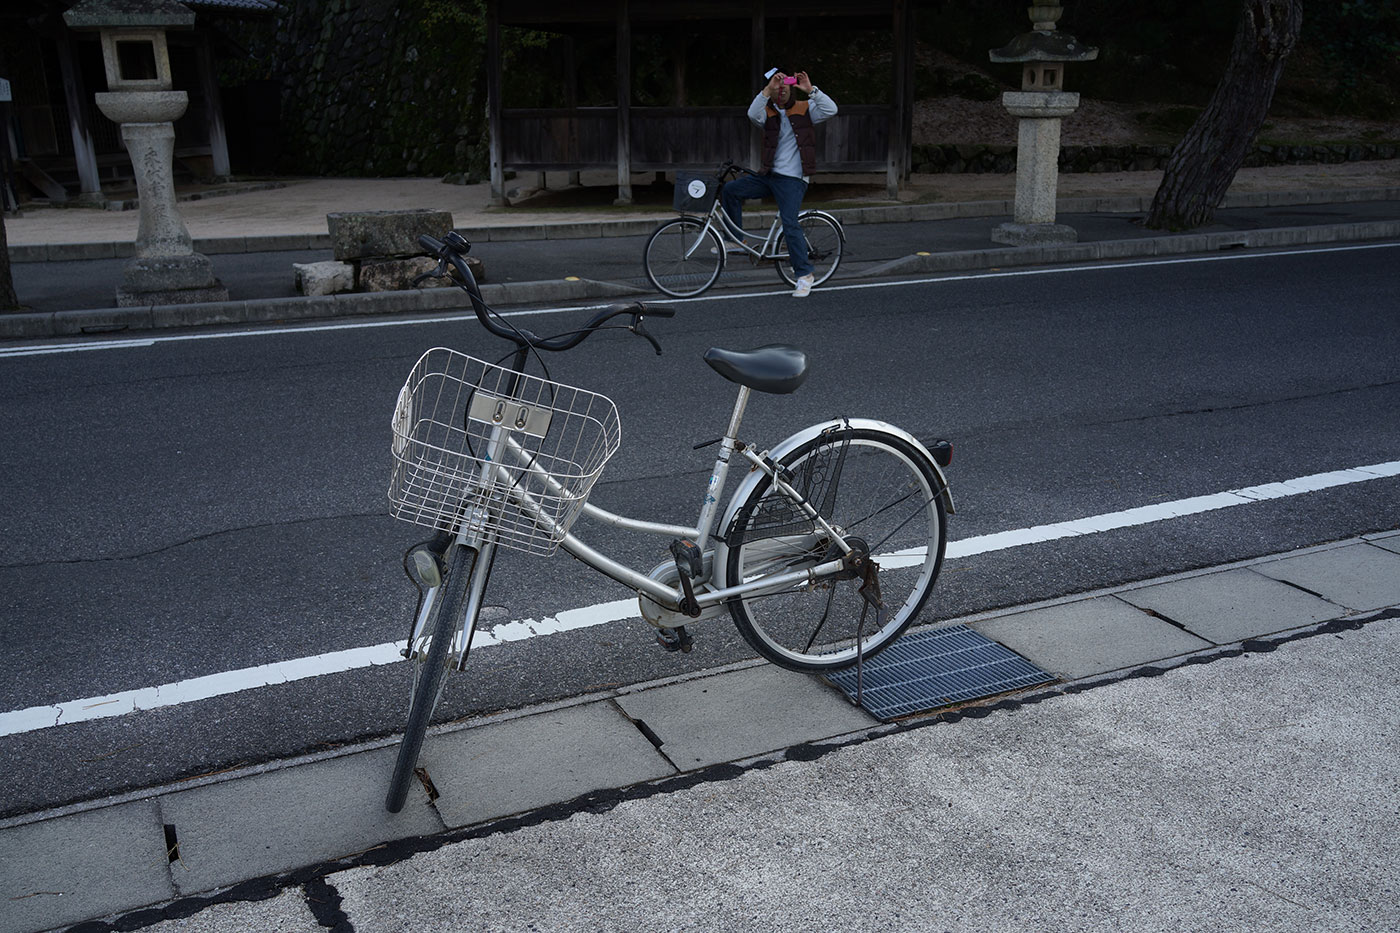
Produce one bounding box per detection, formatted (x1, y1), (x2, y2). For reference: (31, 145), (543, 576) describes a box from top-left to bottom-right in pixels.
(1147, 0), (1303, 230)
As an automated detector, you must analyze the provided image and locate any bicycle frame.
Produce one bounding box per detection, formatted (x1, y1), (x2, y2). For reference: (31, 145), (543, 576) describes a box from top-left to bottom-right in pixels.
(406, 382), (933, 667)
(689, 203), (786, 262)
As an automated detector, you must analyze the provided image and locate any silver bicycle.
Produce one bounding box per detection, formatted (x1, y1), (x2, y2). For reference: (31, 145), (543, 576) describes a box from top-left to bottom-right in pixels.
(385, 231), (951, 812)
(643, 162), (845, 298)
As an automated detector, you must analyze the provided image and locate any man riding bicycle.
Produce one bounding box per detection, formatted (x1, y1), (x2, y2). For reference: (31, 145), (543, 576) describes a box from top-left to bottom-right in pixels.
(721, 69), (838, 298)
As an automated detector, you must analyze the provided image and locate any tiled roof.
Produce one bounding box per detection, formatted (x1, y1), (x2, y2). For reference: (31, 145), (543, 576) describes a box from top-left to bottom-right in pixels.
(184, 0), (278, 12)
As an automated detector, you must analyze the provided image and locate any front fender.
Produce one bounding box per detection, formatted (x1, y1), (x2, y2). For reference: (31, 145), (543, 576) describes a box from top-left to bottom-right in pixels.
(711, 418), (954, 589)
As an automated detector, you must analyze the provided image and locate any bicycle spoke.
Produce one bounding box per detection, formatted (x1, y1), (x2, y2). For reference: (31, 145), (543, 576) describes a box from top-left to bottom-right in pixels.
(727, 430), (946, 672)
(804, 583), (841, 653)
(842, 487), (917, 535)
(864, 492), (941, 557)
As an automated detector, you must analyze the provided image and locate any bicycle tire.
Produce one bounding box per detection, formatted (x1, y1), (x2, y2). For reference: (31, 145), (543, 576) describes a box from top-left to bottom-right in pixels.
(385, 543), (478, 813)
(775, 212), (844, 288)
(724, 427), (946, 672)
(644, 218), (724, 298)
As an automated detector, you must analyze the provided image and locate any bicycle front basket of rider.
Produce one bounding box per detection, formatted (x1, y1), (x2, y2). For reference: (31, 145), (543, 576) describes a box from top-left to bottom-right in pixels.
(672, 170), (720, 214)
(388, 348), (622, 557)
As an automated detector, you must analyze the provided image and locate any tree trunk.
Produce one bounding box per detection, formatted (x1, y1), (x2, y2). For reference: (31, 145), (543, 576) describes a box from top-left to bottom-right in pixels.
(1146, 0), (1302, 230)
(0, 212), (18, 311)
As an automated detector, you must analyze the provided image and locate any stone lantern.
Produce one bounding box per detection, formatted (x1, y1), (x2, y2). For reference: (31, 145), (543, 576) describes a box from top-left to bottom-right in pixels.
(64, 0), (227, 307)
(989, 3), (1098, 246)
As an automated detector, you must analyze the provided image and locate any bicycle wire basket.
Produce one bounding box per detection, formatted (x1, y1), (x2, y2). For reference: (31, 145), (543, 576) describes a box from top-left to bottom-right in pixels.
(388, 348), (622, 557)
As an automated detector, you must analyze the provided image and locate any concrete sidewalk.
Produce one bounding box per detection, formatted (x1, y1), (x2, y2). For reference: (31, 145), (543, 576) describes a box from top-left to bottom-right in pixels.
(3, 163), (1398, 340)
(3, 532), (1398, 933)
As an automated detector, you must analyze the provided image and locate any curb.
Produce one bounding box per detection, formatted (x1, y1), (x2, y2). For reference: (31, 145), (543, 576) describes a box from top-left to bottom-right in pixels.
(0, 277), (648, 340)
(3, 216), (1399, 340)
(863, 218), (1400, 278)
(8, 186), (1399, 264)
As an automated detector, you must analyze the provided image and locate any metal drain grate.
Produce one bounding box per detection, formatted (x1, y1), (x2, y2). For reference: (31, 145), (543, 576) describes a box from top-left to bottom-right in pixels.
(824, 625), (1056, 721)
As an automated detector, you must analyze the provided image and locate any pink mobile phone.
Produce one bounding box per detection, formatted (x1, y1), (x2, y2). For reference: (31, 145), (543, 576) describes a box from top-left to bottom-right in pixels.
(783, 76), (798, 85)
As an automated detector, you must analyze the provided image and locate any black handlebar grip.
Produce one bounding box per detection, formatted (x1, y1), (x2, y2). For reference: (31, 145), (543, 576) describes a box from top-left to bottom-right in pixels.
(418, 233), (445, 253)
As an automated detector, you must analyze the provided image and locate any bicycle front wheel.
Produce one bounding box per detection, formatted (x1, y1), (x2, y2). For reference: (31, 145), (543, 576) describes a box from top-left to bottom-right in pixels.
(644, 218), (724, 298)
(724, 427), (947, 672)
(385, 542), (479, 813)
(776, 212), (844, 288)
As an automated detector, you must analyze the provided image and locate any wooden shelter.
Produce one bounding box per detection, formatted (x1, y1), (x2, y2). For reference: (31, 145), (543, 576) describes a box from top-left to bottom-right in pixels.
(487, 0), (917, 202)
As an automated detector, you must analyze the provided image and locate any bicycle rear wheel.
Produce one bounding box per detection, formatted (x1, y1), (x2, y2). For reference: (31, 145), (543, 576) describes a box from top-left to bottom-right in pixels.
(644, 218), (724, 298)
(776, 212), (844, 288)
(385, 542), (479, 813)
(723, 427), (946, 672)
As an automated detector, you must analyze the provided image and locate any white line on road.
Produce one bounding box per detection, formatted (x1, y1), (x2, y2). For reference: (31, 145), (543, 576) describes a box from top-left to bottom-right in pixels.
(2, 458), (1397, 738)
(2, 241), (1396, 359)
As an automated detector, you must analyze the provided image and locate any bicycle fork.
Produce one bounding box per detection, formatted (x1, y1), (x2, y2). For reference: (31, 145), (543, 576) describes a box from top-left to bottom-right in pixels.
(402, 415), (516, 671)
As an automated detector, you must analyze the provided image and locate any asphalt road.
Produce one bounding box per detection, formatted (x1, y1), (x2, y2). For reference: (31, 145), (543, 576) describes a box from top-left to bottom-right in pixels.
(2, 241), (1398, 818)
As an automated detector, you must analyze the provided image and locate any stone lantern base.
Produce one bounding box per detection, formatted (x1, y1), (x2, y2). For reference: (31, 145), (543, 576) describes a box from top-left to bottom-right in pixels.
(991, 221), (1078, 246)
(116, 253), (228, 307)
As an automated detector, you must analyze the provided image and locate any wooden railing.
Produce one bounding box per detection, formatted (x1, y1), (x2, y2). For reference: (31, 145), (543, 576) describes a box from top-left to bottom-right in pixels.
(501, 104), (892, 174)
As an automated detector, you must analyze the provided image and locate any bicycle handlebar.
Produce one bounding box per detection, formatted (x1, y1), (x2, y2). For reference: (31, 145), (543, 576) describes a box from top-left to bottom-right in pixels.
(717, 160), (756, 181)
(414, 233), (673, 355)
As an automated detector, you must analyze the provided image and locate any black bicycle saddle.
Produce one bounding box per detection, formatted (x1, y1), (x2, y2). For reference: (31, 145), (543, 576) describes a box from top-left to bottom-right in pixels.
(703, 345), (809, 394)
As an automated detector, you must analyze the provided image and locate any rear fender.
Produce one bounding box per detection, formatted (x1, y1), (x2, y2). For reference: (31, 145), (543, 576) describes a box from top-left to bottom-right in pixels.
(711, 418), (953, 589)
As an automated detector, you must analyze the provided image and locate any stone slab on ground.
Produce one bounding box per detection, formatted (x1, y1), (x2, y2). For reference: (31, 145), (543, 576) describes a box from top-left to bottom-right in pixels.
(970, 596), (1212, 679)
(293, 260), (353, 296)
(1253, 543), (1400, 612)
(159, 747), (443, 896)
(991, 221), (1078, 245)
(326, 209), (454, 261)
(614, 665), (876, 770)
(422, 702), (675, 829)
(1371, 535), (1400, 556)
(359, 256), (450, 292)
(1118, 568), (1344, 644)
(142, 888), (322, 933)
(0, 799), (173, 933)
(117, 283), (230, 308)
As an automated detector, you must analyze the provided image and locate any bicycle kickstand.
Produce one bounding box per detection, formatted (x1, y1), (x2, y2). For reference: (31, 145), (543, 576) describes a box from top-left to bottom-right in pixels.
(853, 556), (884, 707)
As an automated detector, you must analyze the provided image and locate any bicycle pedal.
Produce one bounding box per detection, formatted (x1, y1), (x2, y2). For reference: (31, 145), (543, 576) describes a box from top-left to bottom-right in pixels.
(656, 625), (694, 653)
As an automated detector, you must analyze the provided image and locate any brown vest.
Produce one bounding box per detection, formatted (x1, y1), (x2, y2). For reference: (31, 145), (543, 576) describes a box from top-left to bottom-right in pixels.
(763, 99), (817, 176)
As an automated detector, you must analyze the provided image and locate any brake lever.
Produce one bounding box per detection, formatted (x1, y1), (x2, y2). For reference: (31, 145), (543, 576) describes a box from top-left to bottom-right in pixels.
(631, 315), (663, 355)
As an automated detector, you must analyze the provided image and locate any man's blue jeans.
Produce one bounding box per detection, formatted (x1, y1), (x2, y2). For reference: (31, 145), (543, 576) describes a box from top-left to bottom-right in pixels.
(721, 171), (812, 279)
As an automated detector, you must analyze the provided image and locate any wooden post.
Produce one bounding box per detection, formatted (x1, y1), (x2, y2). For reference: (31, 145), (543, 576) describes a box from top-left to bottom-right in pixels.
(486, 0), (505, 205)
(750, 1), (764, 171)
(56, 36), (100, 201)
(901, 0), (915, 180)
(887, 0), (907, 197)
(196, 34), (231, 180)
(564, 36), (580, 186)
(615, 0), (632, 205)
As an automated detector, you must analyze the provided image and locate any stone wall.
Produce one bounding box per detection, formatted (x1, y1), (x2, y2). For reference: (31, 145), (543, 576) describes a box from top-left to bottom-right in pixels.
(912, 141), (1400, 175)
(263, 0), (488, 178)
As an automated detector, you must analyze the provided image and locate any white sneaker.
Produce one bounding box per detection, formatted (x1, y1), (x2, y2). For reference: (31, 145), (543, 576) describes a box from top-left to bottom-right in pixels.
(792, 274), (815, 298)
